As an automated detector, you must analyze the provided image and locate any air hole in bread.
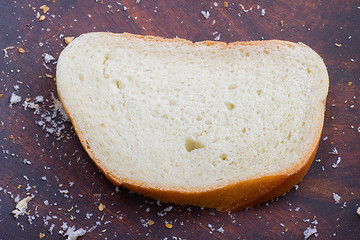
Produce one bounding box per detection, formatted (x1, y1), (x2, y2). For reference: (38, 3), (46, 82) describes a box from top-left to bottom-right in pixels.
(185, 137), (205, 152)
(224, 102), (235, 110)
(219, 154), (227, 160)
(111, 104), (116, 112)
(115, 79), (125, 89)
(79, 73), (84, 82)
(228, 83), (237, 89)
(287, 132), (292, 140)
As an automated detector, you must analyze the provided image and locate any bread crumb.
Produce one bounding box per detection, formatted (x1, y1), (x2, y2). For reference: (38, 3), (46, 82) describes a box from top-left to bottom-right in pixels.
(9, 92), (22, 106)
(335, 43), (341, 47)
(201, 10), (210, 19)
(332, 157), (341, 168)
(40, 5), (50, 13)
(147, 220), (154, 226)
(223, 2), (229, 7)
(214, 33), (221, 41)
(3, 46), (15, 58)
(165, 223), (173, 229)
(65, 37), (75, 45)
(45, 73), (53, 78)
(44, 53), (55, 63)
(357, 207), (360, 216)
(332, 193), (341, 204)
(18, 48), (25, 53)
(12, 195), (34, 219)
(348, 82), (352, 86)
(329, 147), (338, 155)
(98, 203), (104, 211)
(39, 15), (45, 21)
(217, 227), (225, 234)
(64, 225), (86, 240)
(303, 226), (317, 240)
(260, 8), (266, 16)
(39, 233), (45, 238)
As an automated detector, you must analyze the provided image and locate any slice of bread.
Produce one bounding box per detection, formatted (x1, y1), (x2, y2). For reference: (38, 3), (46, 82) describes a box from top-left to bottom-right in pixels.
(56, 32), (329, 211)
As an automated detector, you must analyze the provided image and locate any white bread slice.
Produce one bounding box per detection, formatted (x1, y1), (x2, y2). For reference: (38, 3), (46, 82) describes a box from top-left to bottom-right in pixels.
(56, 32), (329, 211)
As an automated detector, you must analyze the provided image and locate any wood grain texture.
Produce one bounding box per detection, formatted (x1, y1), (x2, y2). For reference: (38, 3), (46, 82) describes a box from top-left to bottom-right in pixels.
(0, 1), (359, 239)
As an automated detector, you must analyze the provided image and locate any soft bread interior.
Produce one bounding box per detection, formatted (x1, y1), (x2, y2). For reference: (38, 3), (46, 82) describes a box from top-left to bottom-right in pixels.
(56, 33), (328, 190)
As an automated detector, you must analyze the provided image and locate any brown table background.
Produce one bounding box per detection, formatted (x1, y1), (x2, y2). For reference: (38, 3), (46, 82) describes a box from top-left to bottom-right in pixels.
(0, 1), (359, 239)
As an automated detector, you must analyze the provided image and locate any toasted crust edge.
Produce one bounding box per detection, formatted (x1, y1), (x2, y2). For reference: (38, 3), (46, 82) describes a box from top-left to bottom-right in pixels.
(56, 32), (327, 211)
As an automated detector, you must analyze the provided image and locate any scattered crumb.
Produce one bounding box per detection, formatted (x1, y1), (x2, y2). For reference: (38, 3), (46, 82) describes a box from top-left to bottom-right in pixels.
(45, 73), (54, 78)
(3, 46), (15, 58)
(214, 33), (221, 41)
(64, 225), (86, 240)
(98, 203), (104, 211)
(9, 92), (22, 106)
(44, 53), (55, 64)
(303, 226), (317, 240)
(332, 157), (341, 168)
(332, 193), (341, 204)
(39, 15), (46, 22)
(217, 227), (225, 234)
(357, 207), (360, 216)
(39, 233), (45, 238)
(147, 220), (154, 226)
(35, 95), (44, 103)
(23, 158), (32, 165)
(40, 5), (50, 13)
(335, 43), (341, 47)
(329, 147), (338, 155)
(261, 9), (266, 16)
(12, 195), (34, 219)
(201, 10), (210, 19)
(223, 2), (229, 8)
(65, 37), (75, 45)
(18, 48), (25, 53)
(165, 223), (173, 229)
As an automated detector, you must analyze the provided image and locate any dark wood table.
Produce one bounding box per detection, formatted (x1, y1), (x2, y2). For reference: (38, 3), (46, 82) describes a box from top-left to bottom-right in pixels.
(1, 1), (359, 239)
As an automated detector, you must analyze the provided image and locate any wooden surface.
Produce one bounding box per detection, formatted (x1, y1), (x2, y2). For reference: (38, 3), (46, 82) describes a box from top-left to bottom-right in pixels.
(0, 1), (359, 239)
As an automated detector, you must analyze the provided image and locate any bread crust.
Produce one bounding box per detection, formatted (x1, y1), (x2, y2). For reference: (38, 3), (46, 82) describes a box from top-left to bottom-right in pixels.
(57, 32), (327, 211)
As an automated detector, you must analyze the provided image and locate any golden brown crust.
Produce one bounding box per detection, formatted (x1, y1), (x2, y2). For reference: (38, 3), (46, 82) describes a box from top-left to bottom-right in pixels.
(57, 32), (327, 212)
